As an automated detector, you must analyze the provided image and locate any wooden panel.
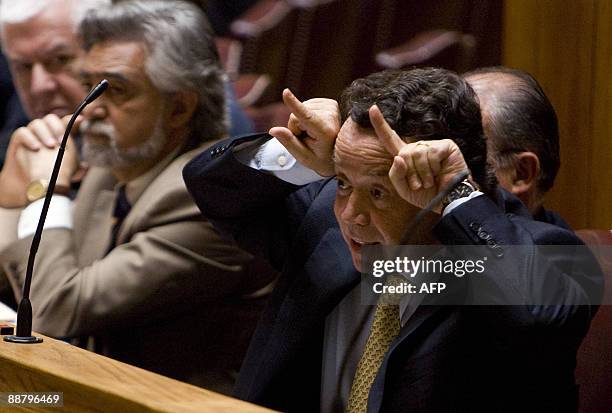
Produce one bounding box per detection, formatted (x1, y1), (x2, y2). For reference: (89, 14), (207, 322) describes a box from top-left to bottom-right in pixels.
(590, 0), (612, 229)
(0, 331), (276, 413)
(503, 0), (612, 230)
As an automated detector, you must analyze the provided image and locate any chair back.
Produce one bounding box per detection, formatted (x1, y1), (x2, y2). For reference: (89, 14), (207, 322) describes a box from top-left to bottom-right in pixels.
(575, 229), (612, 413)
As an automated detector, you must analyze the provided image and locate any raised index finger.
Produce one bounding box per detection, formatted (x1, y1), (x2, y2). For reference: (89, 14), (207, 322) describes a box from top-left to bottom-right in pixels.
(282, 88), (315, 125)
(369, 104), (404, 156)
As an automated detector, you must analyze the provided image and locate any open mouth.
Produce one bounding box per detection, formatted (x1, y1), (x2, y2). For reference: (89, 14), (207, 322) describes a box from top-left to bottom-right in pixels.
(350, 239), (379, 249)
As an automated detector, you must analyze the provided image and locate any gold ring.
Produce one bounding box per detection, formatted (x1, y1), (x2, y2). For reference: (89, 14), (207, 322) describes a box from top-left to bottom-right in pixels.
(416, 141), (430, 148)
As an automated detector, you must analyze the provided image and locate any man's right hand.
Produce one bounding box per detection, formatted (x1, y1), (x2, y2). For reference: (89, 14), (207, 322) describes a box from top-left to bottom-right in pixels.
(269, 89), (340, 177)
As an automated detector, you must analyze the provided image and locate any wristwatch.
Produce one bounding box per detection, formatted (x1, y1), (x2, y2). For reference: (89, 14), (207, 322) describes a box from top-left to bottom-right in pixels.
(441, 179), (477, 210)
(26, 179), (70, 203)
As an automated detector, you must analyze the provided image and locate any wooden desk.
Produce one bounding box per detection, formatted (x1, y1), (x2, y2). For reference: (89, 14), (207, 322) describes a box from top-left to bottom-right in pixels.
(0, 330), (276, 412)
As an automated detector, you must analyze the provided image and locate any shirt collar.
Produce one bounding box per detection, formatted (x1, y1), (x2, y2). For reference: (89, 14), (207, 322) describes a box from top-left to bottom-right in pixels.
(119, 147), (182, 205)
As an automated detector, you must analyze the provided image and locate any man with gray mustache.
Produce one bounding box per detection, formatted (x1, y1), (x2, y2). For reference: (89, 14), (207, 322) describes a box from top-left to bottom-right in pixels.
(0, 0), (274, 393)
(80, 116), (167, 167)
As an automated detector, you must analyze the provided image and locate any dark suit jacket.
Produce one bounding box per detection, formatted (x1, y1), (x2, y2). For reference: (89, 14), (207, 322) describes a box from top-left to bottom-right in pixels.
(183, 133), (603, 412)
(535, 207), (571, 230)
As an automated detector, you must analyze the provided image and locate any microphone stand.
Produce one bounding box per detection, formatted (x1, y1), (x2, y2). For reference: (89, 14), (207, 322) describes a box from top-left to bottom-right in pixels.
(4, 80), (109, 344)
(400, 170), (470, 244)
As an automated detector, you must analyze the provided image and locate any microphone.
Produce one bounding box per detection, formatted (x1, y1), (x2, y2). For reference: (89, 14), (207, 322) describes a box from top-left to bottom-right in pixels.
(84, 80), (110, 105)
(4, 79), (109, 345)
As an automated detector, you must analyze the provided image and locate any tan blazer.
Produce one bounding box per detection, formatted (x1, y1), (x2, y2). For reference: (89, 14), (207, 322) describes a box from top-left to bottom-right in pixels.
(0, 146), (275, 393)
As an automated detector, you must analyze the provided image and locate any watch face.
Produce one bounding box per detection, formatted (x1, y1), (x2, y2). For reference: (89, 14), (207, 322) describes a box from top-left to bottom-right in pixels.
(443, 180), (475, 207)
(455, 182), (474, 198)
(27, 180), (48, 202)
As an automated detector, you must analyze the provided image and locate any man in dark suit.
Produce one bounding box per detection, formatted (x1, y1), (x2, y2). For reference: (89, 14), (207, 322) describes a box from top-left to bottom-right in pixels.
(184, 68), (602, 412)
(464, 67), (566, 226)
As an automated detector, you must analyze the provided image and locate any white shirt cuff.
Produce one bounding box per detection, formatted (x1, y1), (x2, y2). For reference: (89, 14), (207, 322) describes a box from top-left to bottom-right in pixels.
(18, 196), (73, 239)
(442, 191), (483, 217)
(235, 138), (324, 185)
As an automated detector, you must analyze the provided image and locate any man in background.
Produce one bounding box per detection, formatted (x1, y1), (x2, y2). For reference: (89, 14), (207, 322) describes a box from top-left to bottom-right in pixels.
(0, 0), (108, 297)
(0, 0), (254, 257)
(0, 0), (273, 393)
(0, 0), (103, 121)
(464, 66), (565, 225)
(0, 51), (27, 168)
(0, 0), (253, 171)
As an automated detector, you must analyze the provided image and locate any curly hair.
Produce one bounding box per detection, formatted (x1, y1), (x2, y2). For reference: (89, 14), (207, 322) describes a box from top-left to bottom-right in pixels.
(339, 68), (496, 195)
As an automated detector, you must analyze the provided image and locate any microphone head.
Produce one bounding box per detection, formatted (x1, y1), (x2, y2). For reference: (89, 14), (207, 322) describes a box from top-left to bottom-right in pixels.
(84, 79), (109, 105)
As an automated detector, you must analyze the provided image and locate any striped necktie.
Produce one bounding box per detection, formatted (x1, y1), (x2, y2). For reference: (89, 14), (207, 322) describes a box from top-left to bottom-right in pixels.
(346, 277), (402, 413)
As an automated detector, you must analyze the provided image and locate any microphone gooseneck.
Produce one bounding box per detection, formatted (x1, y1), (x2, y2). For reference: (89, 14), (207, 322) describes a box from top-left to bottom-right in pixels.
(400, 170), (470, 245)
(4, 79), (109, 344)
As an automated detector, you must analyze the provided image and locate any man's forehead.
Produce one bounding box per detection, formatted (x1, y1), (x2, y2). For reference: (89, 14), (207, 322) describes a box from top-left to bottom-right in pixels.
(2, 11), (78, 59)
(81, 41), (147, 80)
(334, 119), (394, 176)
(5, 38), (76, 60)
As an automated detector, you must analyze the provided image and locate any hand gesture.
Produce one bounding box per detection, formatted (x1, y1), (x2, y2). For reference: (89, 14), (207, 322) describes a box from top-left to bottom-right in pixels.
(369, 105), (470, 213)
(269, 89), (340, 176)
(0, 114), (81, 208)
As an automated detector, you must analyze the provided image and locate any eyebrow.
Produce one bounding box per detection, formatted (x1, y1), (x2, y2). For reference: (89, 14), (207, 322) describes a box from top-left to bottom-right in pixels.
(368, 166), (390, 177)
(80, 71), (130, 83)
(9, 43), (74, 62)
(44, 43), (74, 55)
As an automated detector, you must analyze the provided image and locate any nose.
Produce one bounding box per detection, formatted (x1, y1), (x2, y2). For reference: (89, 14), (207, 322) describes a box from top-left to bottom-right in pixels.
(30, 63), (57, 96)
(82, 97), (108, 121)
(340, 191), (369, 226)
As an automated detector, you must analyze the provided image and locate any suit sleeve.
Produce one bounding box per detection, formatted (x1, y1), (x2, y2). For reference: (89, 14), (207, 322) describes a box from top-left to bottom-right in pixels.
(434, 194), (603, 335)
(183, 133), (328, 271)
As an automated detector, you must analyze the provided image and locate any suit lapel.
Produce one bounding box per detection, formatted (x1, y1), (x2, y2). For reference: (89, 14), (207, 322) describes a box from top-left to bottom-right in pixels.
(115, 148), (200, 245)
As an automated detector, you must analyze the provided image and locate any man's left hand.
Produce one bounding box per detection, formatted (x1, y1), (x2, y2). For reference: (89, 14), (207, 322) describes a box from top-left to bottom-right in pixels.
(369, 105), (470, 213)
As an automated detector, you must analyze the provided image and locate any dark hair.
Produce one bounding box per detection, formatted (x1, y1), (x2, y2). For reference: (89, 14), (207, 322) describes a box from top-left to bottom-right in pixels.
(464, 66), (559, 193)
(339, 68), (495, 195)
(81, 0), (228, 148)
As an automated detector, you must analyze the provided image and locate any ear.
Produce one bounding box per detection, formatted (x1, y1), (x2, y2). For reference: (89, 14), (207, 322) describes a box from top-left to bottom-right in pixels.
(164, 91), (198, 129)
(509, 151), (540, 196)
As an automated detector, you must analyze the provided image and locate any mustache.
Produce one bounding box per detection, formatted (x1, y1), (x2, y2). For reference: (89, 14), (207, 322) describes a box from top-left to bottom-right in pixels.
(80, 119), (115, 137)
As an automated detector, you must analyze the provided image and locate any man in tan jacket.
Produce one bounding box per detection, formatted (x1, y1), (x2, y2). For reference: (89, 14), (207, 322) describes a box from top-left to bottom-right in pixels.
(0, 0), (273, 393)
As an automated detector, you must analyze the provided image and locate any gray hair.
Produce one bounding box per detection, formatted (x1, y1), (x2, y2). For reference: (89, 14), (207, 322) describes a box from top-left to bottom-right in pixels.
(0, 0), (110, 31)
(80, 0), (228, 145)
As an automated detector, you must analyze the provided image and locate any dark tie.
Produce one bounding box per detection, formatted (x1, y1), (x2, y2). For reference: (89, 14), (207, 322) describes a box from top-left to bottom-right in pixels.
(108, 185), (131, 253)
